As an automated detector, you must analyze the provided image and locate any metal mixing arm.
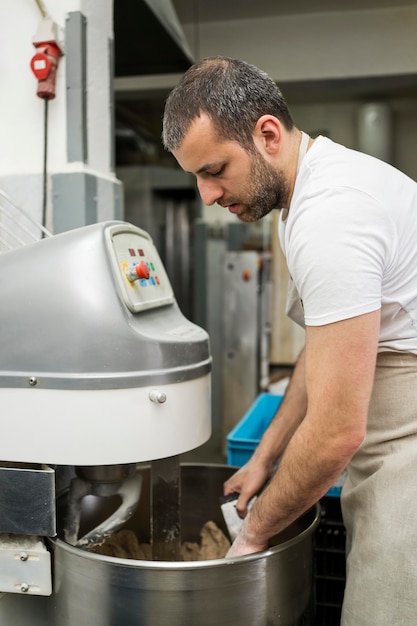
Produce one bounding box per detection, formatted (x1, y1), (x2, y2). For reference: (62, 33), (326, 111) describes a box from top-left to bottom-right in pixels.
(64, 473), (143, 549)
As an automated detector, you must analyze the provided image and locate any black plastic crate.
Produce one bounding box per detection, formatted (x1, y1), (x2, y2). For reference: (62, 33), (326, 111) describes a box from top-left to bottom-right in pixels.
(314, 496), (346, 626)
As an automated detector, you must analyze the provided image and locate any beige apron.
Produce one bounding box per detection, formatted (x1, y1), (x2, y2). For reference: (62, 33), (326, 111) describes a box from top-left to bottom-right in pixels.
(341, 351), (417, 625)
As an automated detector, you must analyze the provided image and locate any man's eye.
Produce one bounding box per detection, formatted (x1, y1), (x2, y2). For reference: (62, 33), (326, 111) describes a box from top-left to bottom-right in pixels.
(211, 166), (224, 177)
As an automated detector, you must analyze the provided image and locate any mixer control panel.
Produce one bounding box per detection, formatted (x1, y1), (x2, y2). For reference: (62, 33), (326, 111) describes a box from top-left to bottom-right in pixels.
(105, 224), (175, 313)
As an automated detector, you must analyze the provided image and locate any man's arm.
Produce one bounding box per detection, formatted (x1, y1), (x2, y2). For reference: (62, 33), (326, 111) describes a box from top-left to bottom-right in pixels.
(227, 309), (380, 557)
(223, 349), (308, 516)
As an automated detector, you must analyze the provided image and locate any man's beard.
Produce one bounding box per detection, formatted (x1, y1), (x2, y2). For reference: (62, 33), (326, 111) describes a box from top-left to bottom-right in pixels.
(236, 150), (289, 223)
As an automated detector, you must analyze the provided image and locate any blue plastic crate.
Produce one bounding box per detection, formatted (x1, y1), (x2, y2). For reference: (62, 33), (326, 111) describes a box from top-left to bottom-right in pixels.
(326, 472), (346, 497)
(227, 392), (344, 497)
(227, 393), (283, 467)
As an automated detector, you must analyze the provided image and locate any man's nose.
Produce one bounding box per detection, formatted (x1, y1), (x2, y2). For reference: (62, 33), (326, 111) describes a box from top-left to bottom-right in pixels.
(197, 179), (223, 206)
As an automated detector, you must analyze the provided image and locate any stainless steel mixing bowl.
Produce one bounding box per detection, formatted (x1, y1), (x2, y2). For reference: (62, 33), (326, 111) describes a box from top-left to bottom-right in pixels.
(0, 464), (319, 626)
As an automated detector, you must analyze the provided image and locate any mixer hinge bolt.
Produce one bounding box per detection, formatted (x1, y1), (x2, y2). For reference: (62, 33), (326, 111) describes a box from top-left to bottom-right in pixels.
(149, 390), (167, 404)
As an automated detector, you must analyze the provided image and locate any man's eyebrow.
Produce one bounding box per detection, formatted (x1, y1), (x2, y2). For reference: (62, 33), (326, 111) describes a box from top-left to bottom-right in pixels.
(196, 162), (222, 175)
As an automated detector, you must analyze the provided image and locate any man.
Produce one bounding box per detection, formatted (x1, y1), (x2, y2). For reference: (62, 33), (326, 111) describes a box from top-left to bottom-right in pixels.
(162, 56), (417, 625)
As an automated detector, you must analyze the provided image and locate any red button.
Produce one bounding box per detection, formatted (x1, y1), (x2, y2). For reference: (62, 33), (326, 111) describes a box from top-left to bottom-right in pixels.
(242, 269), (251, 281)
(134, 260), (150, 279)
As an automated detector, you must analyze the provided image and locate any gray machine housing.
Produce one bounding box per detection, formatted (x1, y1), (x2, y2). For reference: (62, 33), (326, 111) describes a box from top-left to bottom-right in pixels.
(0, 221), (211, 390)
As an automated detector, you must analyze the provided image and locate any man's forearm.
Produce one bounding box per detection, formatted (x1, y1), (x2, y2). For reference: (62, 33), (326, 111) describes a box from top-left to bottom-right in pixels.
(235, 312), (378, 550)
(247, 414), (354, 545)
(252, 349), (308, 470)
(223, 349), (309, 514)
(228, 405), (359, 557)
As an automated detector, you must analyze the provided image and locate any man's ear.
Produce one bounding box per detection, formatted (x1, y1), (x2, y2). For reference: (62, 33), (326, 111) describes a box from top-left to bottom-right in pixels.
(253, 115), (282, 155)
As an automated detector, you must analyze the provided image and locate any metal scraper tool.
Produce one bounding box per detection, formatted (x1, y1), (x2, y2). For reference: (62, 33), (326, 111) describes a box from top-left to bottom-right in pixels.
(220, 493), (257, 542)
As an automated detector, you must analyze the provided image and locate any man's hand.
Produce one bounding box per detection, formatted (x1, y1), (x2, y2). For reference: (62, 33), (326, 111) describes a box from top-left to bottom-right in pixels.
(223, 458), (273, 518)
(226, 516), (268, 558)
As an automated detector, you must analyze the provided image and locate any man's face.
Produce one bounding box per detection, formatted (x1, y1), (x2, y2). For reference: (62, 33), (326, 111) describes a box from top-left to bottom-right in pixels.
(173, 113), (289, 222)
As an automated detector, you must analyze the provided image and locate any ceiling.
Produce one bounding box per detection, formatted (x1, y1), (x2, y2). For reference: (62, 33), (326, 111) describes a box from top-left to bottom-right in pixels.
(114, 0), (417, 77)
(173, 0), (417, 22)
(114, 1), (192, 77)
(113, 0), (417, 166)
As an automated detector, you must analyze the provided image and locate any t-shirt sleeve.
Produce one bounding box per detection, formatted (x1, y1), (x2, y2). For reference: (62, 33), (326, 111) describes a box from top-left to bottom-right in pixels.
(286, 187), (395, 326)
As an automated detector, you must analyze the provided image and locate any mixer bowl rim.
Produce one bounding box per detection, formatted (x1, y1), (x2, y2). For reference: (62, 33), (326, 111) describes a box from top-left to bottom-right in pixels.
(51, 501), (320, 570)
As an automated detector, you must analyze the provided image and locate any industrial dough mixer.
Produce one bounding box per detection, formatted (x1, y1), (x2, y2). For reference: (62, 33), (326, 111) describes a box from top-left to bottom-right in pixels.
(0, 220), (211, 589)
(0, 218), (318, 625)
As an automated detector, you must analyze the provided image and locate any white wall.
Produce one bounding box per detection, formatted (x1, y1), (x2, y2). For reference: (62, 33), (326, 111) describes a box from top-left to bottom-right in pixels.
(0, 2), (64, 177)
(0, 0), (118, 231)
(0, 0), (114, 176)
(184, 6), (417, 82)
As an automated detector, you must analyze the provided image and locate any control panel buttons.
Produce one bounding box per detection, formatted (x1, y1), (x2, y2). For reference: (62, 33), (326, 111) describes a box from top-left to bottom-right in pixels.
(125, 260), (150, 282)
(106, 225), (175, 312)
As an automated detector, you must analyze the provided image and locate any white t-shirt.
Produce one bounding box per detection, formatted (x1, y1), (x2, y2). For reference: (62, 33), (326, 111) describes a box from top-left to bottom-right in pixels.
(279, 136), (417, 354)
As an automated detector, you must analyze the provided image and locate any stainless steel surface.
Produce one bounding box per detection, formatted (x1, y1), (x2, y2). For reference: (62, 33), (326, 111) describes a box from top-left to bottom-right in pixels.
(222, 251), (261, 439)
(150, 455), (181, 560)
(0, 220), (211, 466)
(0, 464), (319, 625)
(0, 221), (210, 390)
(75, 463), (136, 484)
(64, 464), (140, 547)
(64, 471), (143, 549)
(0, 464), (55, 536)
(0, 534), (52, 596)
(220, 493), (257, 541)
(0, 219), (213, 620)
